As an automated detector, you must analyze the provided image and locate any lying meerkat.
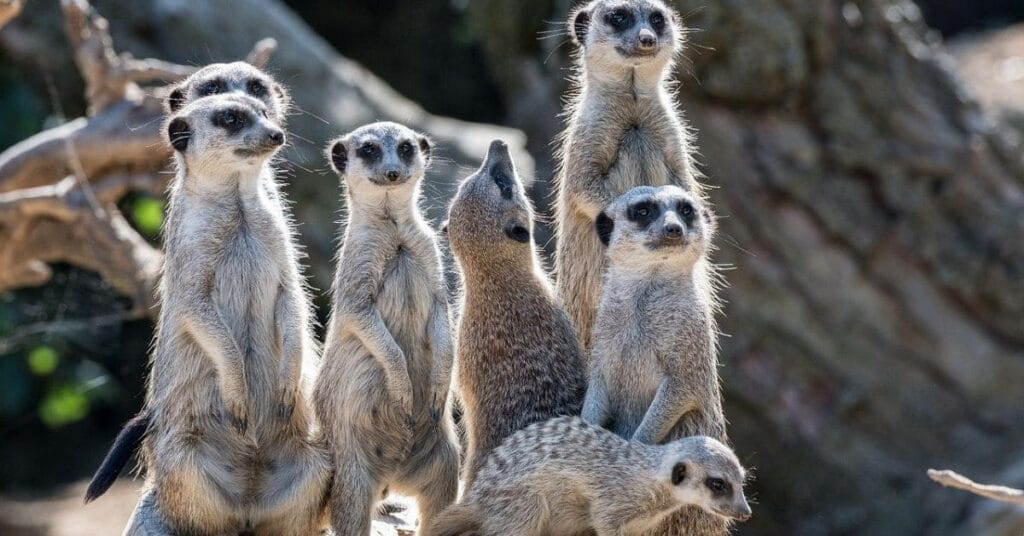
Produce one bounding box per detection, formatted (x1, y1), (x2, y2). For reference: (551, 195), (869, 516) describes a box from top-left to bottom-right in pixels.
(554, 0), (702, 357)
(315, 122), (459, 536)
(425, 416), (750, 536)
(114, 93), (329, 536)
(584, 184), (727, 535)
(444, 139), (586, 489)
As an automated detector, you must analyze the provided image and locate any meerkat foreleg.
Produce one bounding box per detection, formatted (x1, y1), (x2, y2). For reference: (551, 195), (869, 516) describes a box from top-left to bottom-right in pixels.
(427, 296), (454, 423)
(566, 157), (618, 220)
(273, 282), (304, 419)
(632, 379), (698, 445)
(339, 307), (414, 421)
(181, 300), (249, 429)
(581, 368), (611, 428)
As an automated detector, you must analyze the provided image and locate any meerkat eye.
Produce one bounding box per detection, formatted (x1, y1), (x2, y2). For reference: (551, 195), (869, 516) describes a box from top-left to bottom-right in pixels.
(199, 79), (225, 96)
(605, 8), (632, 31)
(705, 477), (731, 497)
(399, 141), (415, 159)
(247, 79), (267, 97)
(638, 207), (650, 217)
(358, 142), (379, 159)
(679, 202), (693, 217)
(650, 12), (666, 32)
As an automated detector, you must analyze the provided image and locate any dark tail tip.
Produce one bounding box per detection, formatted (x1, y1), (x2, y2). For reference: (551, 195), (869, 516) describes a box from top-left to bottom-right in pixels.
(84, 411), (151, 504)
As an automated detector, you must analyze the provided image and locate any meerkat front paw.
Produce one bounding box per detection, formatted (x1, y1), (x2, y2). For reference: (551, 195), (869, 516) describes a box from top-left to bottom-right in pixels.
(428, 378), (449, 424)
(386, 369), (415, 427)
(277, 383), (297, 421)
(223, 393), (249, 433)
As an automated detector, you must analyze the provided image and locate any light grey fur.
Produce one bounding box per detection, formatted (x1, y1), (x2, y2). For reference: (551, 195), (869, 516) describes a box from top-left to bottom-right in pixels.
(425, 416), (750, 536)
(583, 185), (727, 536)
(554, 0), (701, 357)
(128, 91), (330, 536)
(165, 61), (289, 122)
(315, 122), (459, 536)
(445, 140), (586, 490)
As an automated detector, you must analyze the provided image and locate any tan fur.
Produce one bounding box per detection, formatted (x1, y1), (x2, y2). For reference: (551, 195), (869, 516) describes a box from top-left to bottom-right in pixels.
(583, 185), (728, 536)
(131, 83), (329, 536)
(445, 140), (586, 490)
(425, 417), (750, 536)
(553, 0), (701, 357)
(315, 122), (459, 536)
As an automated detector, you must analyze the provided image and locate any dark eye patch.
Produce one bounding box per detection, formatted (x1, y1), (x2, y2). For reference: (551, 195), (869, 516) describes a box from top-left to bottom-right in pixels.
(671, 463), (687, 485)
(626, 200), (659, 228)
(198, 78), (226, 97)
(247, 78), (267, 98)
(357, 142), (381, 162)
(398, 140), (415, 163)
(677, 201), (695, 226)
(605, 7), (633, 31)
(705, 477), (731, 497)
(650, 11), (666, 33)
(211, 108), (250, 135)
(492, 165), (514, 200)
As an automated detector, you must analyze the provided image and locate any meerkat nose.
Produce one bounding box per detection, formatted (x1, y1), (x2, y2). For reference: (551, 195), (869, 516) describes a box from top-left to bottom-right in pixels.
(664, 223), (683, 239)
(266, 129), (285, 147)
(385, 169), (401, 182)
(638, 29), (657, 49)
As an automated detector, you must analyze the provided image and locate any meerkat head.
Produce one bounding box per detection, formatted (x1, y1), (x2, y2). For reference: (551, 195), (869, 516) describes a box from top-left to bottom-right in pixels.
(569, 0), (681, 75)
(444, 139), (534, 266)
(661, 436), (751, 522)
(596, 185), (714, 269)
(326, 122), (432, 204)
(165, 94), (286, 176)
(166, 61), (289, 123)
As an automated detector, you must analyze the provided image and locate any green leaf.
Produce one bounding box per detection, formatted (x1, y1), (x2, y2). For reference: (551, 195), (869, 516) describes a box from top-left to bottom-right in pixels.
(27, 346), (59, 376)
(132, 197), (165, 237)
(38, 384), (89, 428)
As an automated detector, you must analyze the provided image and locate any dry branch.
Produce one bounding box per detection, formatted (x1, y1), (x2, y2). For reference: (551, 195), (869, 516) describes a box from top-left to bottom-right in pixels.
(0, 0), (276, 316)
(928, 469), (1024, 505)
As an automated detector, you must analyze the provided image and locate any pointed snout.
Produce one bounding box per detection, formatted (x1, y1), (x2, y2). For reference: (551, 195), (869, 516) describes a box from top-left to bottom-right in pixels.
(484, 139), (512, 168)
(638, 28), (657, 49)
(731, 499), (752, 522)
(385, 169), (402, 182)
(662, 212), (684, 241)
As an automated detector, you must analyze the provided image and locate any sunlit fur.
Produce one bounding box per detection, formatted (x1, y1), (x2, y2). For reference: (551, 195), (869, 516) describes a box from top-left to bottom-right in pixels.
(445, 140), (586, 490)
(315, 122), (459, 536)
(583, 185), (728, 536)
(425, 416), (750, 536)
(127, 90), (329, 536)
(553, 0), (705, 358)
(165, 61), (290, 123)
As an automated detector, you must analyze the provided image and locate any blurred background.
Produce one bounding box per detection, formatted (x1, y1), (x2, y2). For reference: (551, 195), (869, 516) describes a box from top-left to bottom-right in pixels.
(0, 0), (1022, 534)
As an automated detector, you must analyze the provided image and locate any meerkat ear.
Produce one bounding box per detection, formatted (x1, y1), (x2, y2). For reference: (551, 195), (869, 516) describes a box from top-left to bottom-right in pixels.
(418, 135), (433, 164)
(595, 211), (614, 246)
(571, 8), (592, 46)
(167, 118), (191, 152)
(671, 463), (687, 485)
(166, 85), (186, 113)
(329, 140), (348, 175)
(701, 206), (717, 236)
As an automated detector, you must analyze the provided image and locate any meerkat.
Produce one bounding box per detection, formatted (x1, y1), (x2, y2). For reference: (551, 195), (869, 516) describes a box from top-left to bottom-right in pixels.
(554, 0), (702, 356)
(315, 122), (459, 536)
(583, 185), (727, 535)
(444, 139), (586, 489)
(425, 416), (750, 536)
(110, 93), (329, 536)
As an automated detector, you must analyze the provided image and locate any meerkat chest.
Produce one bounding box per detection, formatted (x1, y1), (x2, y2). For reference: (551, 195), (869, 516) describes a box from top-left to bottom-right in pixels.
(209, 208), (285, 322)
(375, 227), (437, 330)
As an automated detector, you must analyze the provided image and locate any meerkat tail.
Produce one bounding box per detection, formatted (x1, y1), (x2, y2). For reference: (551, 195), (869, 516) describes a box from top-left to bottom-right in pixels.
(84, 410), (151, 504)
(423, 503), (480, 536)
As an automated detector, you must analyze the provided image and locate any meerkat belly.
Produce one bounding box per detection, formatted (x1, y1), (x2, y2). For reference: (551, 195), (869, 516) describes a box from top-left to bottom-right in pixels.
(607, 128), (674, 196)
(376, 244), (434, 400)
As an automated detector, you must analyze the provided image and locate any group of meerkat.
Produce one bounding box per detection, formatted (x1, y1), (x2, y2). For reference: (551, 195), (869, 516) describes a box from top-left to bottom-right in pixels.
(83, 0), (753, 535)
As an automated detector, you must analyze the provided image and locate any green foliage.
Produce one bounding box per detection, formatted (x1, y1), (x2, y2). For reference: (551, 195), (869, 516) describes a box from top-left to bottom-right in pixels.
(131, 196), (165, 238)
(27, 345), (59, 376)
(38, 383), (90, 428)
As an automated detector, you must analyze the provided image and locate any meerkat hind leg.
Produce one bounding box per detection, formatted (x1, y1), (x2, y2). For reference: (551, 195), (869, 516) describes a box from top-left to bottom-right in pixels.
(400, 437), (459, 533)
(329, 452), (378, 536)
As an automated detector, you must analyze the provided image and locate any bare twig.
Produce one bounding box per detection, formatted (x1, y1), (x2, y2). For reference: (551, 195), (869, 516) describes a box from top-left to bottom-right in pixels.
(0, 0), (22, 30)
(928, 469), (1024, 505)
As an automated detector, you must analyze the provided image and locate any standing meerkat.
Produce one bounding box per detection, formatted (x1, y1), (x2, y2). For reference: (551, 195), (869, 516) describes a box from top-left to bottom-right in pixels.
(554, 0), (701, 356)
(116, 92), (329, 535)
(425, 416), (751, 536)
(584, 185), (727, 535)
(315, 122), (459, 536)
(445, 140), (586, 489)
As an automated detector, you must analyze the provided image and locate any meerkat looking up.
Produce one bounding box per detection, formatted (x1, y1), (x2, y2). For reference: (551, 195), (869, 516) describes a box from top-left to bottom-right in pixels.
(584, 185), (727, 535)
(115, 93), (329, 536)
(444, 140), (586, 489)
(425, 416), (751, 536)
(315, 122), (459, 536)
(554, 0), (702, 356)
